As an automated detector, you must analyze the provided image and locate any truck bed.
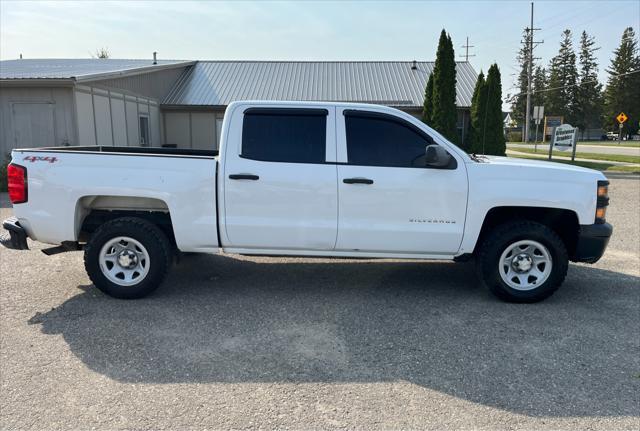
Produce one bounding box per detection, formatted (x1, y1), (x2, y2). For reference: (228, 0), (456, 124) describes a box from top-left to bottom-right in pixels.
(15, 146), (218, 158)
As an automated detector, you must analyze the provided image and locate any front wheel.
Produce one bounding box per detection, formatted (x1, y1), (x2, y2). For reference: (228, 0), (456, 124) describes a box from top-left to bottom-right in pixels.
(84, 217), (172, 299)
(477, 221), (569, 303)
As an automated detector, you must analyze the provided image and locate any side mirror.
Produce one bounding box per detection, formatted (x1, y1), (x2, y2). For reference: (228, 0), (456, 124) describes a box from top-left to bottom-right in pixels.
(425, 144), (452, 168)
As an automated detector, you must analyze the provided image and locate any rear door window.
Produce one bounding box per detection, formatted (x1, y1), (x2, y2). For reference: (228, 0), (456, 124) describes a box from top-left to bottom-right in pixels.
(242, 109), (327, 163)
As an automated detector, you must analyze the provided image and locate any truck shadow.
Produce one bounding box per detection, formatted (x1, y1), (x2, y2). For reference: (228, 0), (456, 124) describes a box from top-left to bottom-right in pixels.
(29, 254), (639, 418)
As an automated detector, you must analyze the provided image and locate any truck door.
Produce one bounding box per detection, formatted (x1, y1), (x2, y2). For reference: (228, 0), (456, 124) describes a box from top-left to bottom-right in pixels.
(335, 109), (468, 255)
(222, 106), (338, 250)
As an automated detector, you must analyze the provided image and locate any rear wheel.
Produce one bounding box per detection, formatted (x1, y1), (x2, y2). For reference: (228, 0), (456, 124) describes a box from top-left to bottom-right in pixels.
(477, 220), (568, 303)
(84, 217), (171, 299)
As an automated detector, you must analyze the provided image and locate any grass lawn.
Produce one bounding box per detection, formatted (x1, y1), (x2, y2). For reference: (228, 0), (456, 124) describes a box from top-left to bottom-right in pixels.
(507, 146), (640, 164)
(508, 141), (640, 148)
(508, 154), (640, 174)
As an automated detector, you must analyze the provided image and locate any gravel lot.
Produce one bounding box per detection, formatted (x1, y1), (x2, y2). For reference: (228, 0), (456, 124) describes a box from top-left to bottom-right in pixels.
(1, 177), (639, 430)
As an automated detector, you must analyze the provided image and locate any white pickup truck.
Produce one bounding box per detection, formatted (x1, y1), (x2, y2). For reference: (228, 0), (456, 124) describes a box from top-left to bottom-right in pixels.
(3, 101), (612, 302)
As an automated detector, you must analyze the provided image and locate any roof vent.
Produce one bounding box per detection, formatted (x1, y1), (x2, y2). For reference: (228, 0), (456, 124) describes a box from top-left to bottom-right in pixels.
(411, 60), (417, 70)
(153, 52), (157, 65)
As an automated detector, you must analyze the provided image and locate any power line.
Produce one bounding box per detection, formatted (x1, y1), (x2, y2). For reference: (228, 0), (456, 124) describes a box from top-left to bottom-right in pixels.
(506, 68), (640, 101)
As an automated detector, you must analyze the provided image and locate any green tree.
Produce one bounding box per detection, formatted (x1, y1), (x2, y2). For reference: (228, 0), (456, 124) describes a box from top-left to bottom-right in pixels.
(546, 30), (579, 125)
(431, 29), (458, 143)
(510, 29), (532, 132)
(483, 64), (506, 155)
(422, 72), (434, 124)
(532, 66), (547, 107)
(468, 70), (486, 153)
(574, 31), (603, 139)
(604, 27), (640, 136)
(469, 64), (505, 155)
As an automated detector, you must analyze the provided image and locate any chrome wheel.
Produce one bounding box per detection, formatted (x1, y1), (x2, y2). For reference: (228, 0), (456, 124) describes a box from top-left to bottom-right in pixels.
(99, 236), (150, 286)
(499, 240), (552, 291)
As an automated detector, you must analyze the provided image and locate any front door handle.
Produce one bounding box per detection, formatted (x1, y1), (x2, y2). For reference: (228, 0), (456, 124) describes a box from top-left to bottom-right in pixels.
(343, 177), (374, 185)
(229, 174), (259, 180)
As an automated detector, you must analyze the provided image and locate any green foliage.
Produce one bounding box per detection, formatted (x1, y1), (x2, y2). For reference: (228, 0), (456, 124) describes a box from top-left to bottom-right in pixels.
(546, 30), (579, 124)
(510, 29), (531, 127)
(532, 66), (547, 108)
(604, 27), (640, 136)
(431, 29), (458, 143)
(469, 64), (505, 156)
(507, 131), (523, 142)
(484, 64), (506, 155)
(574, 31), (604, 133)
(422, 73), (434, 125)
(468, 71), (486, 153)
(0, 153), (10, 193)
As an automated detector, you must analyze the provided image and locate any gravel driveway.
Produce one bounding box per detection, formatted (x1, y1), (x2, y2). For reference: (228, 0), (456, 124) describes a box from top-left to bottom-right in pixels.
(1, 177), (639, 430)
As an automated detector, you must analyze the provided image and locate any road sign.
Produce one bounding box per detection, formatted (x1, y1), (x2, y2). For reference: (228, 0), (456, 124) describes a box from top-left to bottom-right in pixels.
(617, 112), (628, 124)
(552, 124), (577, 152)
(533, 106), (544, 125)
(542, 116), (563, 143)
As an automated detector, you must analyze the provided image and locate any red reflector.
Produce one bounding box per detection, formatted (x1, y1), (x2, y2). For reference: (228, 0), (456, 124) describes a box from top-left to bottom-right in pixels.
(7, 163), (28, 204)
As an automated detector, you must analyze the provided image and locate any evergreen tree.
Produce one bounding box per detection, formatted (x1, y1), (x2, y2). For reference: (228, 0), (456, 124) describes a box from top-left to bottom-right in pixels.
(483, 64), (506, 155)
(468, 71), (486, 153)
(574, 31), (603, 138)
(546, 30), (579, 125)
(532, 66), (547, 107)
(431, 30), (458, 143)
(604, 27), (640, 136)
(549, 31), (578, 118)
(422, 72), (434, 124)
(510, 29), (531, 131)
(469, 64), (505, 155)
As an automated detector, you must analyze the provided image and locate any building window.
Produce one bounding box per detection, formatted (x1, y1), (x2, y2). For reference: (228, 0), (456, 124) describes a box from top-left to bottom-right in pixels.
(241, 109), (327, 163)
(139, 115), (150, 146)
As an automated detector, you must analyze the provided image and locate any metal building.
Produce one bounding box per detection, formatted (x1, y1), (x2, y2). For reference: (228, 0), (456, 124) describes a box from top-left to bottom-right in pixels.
(0, 59), (478, 156)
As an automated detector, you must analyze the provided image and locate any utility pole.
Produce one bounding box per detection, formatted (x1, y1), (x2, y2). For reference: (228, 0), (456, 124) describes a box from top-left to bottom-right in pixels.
(524, 2), (543, 143)
(460, 37), (475, 62)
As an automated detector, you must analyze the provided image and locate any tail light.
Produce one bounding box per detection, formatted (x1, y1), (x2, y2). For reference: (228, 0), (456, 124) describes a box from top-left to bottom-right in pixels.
(7, 163), (28, 204)
(595, 180), (609, 224)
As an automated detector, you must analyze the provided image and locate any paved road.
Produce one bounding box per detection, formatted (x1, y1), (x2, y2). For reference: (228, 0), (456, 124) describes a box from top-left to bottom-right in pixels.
(1, 179), (639, 430)
(508, 143), (640, 157)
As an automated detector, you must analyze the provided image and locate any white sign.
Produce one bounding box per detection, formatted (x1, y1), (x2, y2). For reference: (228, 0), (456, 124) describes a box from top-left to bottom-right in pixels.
(533, 106), (544, 124)
(553, 124), (577, 152)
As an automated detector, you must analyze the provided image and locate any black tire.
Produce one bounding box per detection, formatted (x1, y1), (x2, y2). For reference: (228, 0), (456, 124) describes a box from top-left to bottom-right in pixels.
(476, 220), (568, 303)
(84, 217), (172, 299)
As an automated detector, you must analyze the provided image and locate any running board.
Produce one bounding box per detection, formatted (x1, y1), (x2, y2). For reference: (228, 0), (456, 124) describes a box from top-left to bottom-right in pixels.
(42, 242), (83, 256)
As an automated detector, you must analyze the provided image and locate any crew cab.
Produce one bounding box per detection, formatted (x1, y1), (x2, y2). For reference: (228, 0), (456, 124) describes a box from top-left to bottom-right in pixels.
(2, 101), (612, 302)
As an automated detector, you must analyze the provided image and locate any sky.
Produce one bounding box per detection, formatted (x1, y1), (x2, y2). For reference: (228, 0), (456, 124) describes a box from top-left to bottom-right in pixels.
(1, 0), (639, 109)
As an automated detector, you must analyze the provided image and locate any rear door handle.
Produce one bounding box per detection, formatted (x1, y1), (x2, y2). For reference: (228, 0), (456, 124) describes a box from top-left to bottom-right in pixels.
(343, 177), (374, 185)
(229, 174), (259, 180)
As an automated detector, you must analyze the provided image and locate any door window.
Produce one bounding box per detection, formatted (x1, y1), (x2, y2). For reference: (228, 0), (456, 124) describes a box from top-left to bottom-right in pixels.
(241, 109), (326, 163)
(345, 112), (434, 168)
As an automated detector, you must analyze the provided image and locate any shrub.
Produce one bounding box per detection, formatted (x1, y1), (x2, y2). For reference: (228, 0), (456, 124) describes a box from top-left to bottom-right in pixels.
(507, 131), (522, 142)
(0, 153), (10, 193)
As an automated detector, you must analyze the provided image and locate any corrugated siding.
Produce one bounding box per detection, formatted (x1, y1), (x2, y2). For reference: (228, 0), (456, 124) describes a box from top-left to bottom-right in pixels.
(0, 59), (191, 79)
(163, 61), (477, 108)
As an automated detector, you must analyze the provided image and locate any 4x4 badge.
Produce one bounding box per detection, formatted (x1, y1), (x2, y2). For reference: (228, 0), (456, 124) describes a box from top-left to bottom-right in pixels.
(23, 156), (58, 163)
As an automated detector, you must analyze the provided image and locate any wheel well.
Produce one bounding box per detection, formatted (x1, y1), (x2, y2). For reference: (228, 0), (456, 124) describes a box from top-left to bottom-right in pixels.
(78, 209), (176, 248)
(476, 206), (580, 256)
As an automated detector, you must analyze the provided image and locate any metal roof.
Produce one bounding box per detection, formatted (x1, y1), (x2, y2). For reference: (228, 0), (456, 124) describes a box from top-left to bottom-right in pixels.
(0, 58), (194, 81)
(163, 61), (478, 108)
